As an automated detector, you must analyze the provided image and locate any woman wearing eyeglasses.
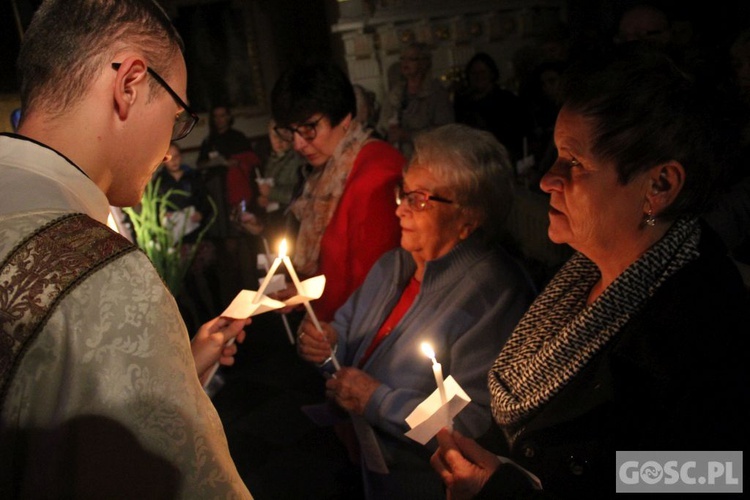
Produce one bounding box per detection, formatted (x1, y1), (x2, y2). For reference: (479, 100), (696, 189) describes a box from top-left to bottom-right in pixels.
(297, 124), (536, 499)
(270, 62), (405, 324)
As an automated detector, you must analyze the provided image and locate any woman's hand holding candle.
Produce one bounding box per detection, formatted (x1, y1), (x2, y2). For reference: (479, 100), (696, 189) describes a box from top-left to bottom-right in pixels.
(296, 317), (338, 365)
(325, 367), (381, 415)
(282, 248), (340, 370)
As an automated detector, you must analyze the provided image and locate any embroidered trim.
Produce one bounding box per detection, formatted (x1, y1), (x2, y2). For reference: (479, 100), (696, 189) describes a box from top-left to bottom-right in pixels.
(0, 213), (136, 409)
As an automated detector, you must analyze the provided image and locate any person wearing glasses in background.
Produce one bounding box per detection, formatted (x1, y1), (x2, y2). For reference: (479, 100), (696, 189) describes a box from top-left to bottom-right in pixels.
(296, 124), (536, 499)
(0, 1), (252, 497)
(269, 62), (405, 325)
(378, 42), (455, 159)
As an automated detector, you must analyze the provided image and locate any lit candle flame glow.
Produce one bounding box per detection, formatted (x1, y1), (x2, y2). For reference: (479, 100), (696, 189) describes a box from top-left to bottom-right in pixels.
(279, 238), (287, 259)
(421, 342), (436, 362)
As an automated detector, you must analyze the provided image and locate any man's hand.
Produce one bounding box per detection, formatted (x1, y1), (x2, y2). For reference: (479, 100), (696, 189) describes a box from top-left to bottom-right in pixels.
(191, 316), (249, 383)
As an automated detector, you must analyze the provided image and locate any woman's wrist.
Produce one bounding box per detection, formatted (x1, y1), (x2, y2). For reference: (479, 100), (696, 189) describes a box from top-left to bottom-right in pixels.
(317, 341), (338, 368)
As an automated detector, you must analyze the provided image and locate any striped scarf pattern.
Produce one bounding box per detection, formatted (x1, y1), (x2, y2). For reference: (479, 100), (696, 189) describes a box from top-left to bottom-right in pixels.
(489, 217), (701, 427)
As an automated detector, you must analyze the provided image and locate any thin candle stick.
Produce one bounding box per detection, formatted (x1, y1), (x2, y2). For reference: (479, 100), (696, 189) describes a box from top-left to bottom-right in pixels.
(202, 355), (223, 390)
(281, 313), (294, 344)
(253, 257), (282, 304)
(283, 255), (339, 370)
(255, 238), (287, 305)
(204, 240), (284, 390)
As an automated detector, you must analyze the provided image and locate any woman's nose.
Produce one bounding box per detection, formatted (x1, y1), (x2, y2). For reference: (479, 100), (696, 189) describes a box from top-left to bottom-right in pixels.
(539, 162), (564, 193)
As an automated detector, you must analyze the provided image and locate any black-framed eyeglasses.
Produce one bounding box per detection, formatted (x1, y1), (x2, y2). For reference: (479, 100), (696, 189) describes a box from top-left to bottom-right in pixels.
(273, 116), (325, 142)
(111, 63), (199, 141)
(395, 186), (454, 211)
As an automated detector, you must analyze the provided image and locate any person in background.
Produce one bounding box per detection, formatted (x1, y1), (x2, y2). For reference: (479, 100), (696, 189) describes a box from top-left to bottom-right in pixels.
(518, 59), (568, 187)
(156, 142), (214, 243)
(614, 3), (672, 48)
(430, 44), (748, 499)
(259, 120), (305, 211)
(154, 141), (220, 328)
(196, 103), (260, 239)
(454, 52), (533, 166)
(249, 119), (306, 243)
(195, 104), (262, 311)
(297, 124), (535, 499)
(353, 83), (383, 139)
(196, 104), (254, 168)
(0, 0), (252, 497)
(270, 62), (405, 323)
(702, 27), (750, 282)
(379, 42), (454, 158)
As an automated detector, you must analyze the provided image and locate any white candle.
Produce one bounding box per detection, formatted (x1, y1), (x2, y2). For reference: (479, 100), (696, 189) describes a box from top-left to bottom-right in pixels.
(253, 240), (285, 304)
(283, 251), (340, 371)
(421, 342), (452, 430)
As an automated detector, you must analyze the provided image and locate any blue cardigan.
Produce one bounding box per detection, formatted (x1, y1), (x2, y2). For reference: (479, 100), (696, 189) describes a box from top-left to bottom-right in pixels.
(328, 233), (536, 497)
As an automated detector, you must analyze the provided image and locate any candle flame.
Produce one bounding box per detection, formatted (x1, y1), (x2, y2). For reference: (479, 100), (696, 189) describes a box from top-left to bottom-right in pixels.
(279, 238), (287, 259)
(421, 342), (436, 360)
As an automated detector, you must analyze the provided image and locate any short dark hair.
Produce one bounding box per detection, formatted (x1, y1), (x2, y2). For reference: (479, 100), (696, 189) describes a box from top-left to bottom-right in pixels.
(559, 44), (726, 219)
(270, 62), (356, 128)
(18, 0), (183, 121)
(466, 52), (500, 83)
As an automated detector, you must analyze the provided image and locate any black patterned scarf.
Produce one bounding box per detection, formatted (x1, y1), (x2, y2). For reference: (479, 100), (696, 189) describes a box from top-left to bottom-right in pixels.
(489, 217), (701, 429)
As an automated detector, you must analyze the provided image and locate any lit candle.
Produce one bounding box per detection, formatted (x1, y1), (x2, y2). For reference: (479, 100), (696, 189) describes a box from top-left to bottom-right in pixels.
(421, 342), (452, 430)
(282, 248), (340, 371)
(263, 237), (294, 345)
(204, 239), (284, 390)
(253, 239), (285, 304)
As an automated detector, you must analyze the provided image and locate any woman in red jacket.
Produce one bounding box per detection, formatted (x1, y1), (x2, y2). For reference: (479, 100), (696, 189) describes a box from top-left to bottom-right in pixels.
(269, 62), (405, 323)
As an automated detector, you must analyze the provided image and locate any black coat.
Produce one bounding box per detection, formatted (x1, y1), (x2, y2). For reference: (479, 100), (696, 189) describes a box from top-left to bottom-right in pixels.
(478, 225), (749, 499)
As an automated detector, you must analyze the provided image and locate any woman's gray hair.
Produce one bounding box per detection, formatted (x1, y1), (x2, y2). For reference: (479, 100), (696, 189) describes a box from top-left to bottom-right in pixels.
(407, 124), (515, 244)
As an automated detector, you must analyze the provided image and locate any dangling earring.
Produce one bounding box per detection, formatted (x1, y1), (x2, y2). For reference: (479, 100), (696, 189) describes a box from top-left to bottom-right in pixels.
(644, 207), (656, 227)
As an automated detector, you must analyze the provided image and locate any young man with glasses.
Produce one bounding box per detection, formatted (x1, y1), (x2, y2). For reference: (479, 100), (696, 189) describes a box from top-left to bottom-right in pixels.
(0, 1), (251, 497)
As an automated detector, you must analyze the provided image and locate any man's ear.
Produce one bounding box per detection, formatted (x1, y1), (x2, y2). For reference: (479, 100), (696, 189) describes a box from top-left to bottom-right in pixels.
(112, 58), (149, 120)
(645, 161), (685, 216)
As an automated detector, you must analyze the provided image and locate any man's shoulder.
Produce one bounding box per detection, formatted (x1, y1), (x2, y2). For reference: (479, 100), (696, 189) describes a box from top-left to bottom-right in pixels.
(1, 211), (82, 259)
(1, 211), (136, 271)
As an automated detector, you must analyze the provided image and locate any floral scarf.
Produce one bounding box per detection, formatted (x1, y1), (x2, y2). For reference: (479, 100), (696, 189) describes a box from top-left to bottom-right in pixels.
(489, 217), (701, 430)
(289, 121), (372, 275)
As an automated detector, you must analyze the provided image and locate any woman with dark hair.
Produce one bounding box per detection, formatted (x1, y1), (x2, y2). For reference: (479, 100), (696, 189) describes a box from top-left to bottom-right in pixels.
(431, 44), (748, 499)
(270, 62), (405, 323)
(454, 52), (534, 165)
